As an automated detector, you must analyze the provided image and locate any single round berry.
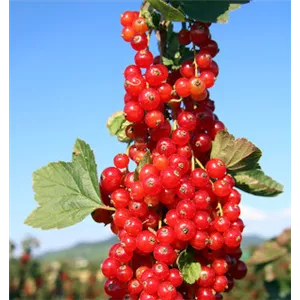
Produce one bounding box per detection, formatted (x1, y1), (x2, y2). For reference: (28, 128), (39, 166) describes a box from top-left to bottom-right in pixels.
(196, 288), (215, 300)
(193, 133), (212, 152)
(128, 279), (143, 295)
(206, 158), (227, 179)
(132, 17), (148, 34)
(223, 203), (241, 221)
(212, 258), (229, 276)
(139, 88), (161, 111)
(135, 50), (154, 68)
(112, 244), (133, 263)
(213, 275), (228, 293)
(157, 281), (177, 300)
(120, 11), (137, 26)
(180, 60), (195, 78)
(208, 232), (224, 250)
(136, 230), (157, 254)
(213, 179), (232, 197)
(101, 257), (121, 278)
(160, 167), (181, 189)
(124, 65), (142, 78)
(143, 175), (163, 196)
(224, 228), (242, 248)
(190, 23), (210, 46)
(128, 201), (148, 218)
(114, 153), (129, 169)
(156, 138), (177, 157)
(157, 83), (173, 103)
(213, 216), (231, 233)
(202, 40), (219, 58)
(222, 174), (235, 188)
(168, 154), (189, 175)
(145, 64), (169, 87)
(130, 181), (145, 201)
(176, 200), (196, 219)
(172, 128), (190, 146)
(117, 265), (133, 282)
(101, 167), (123, 193)
(113, 208), (132, 228)
(225, 189), (241, 204)
(231, 260), (247, 279)
(193, 210), (211, 230)
(124, 217), (143, 237)
(139, 164), (160, 181)
(174, 219), (196, 241)
(124, 75), (146, 96)
(143, 277), (160, 295)
(176, 180), (195, 200)
(153, 244), (177, 265)
(190, 230), (209, 250)
(190, 169), (210, 188)
(200, 71), (216, 88)
(193, 190), (211, 210)
(177, 111), (197, 131)
(145, 110), (165, 128)
(104, 277), (126, 298)
(178, 29), (191, 45)
(196, 266), (215, 287)
(196, 50), (212, 69)
(122, 26), (136, 42)
(165, 209), (180, 228)
(131, 34), (148, 51)
(157, 226), (176, 244)
(120, 234), (137, 253)
(152, 262), (170, 281)
(189, 76), (206, 96)
(111, 188), (131, 209)
(175, 77), (191, 98)
(167, 269), (183, 287)
(231, 218), (245, 232)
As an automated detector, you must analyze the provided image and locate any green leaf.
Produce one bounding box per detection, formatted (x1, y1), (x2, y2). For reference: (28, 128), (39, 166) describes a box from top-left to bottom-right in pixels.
(162, 56), (174, 66)
(141, 4), (161, 29)
(179, 0), (229, 23)
(147, 0), (186, 22)
(177, 249), (201, 284)
(217, 4), (241, 23)
(117, 120), (131, 143)
(233, 169), (284, 197)
(107, 111), (126, 136)
(211, 130), (262, 172)
(107, 111), (132, 143)
(134, 151), (152, 181)
(25, 139), (104, 230)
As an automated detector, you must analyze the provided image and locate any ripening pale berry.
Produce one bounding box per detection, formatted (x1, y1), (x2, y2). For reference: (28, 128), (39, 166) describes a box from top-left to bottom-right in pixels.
(132, 17), (148, 34)
(120, 11), (137, 26)
(206, 158), (227, 179)
(122, 26), (136, 42)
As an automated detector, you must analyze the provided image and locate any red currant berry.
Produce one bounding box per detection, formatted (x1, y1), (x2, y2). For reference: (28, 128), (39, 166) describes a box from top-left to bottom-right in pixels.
(145, 110), (165, 128)
(165, 209), (180, 228)
(128, 279), (143, 295)
(157, 83), (173, 103)
(196, 288), (215, 300)
(190, 230), (209, 250)
(202, 40), (219, 58)
(104, 277), (126, 298)
(131, 34), (148, 51)
(130, 181), (145, 201)
(175, 77), (191, 98)
(114, 153), (129, 169)
(168, 154), (189, 175)
(225, 189), (241, 204)
(124, 65), (142, 78)
(128, 201), (148, 218)
(176, 180), (195, 200)
(177, 111), (197, 131)
(112, 244), (133, 263)
(124, 217), (143, 237)
(213, 275), (228, 293)
(143, 277), (160, 295)
(176, 200), (196, 219)
(200, 71), (215, 88)
(231, 218), (245, 232)
(139, 164), (160, 181)
(223, 203), (240, 221)
(224, 228), (242, 248)
(222, 174), (235, 189)
(120, 11), (137, 26)
(231, 260), (247, 280)
(139, 291), (158, 300)
(122, 26), (136, 42)
(153, 244), (177, 265)
(180, 60), (195, 78)
(152, 262), (169, 281)
(172, 128), (190, 146)
(101, 167), (123, 193)
(138, 88), (161, 111)
(125, 75), (146, 96)
(208, 232), (224, 250)
(212, 258), (229, 275)
(168, 269), (183, 287)
(193, 133), (212, 153)
(156, 138), (177, 157)
(193, 210), (212, 230)
(157, 226), (176, 244)
(111, 188), (131, 209)
(174, 219), (196, 241)
(196, 266), (215, 287)
(136, 230), (157, 254)
(157, 281), (177, 300)
(150, 120), (171, 141)
(101, 257), (121, 278)
(117, 265), (133, 282)
(145, 64), (169, 87)
(135, 50), (154, 69)
(178, 29), (191, 45)
(196, 50), (212, 69)
(190, 169), (210, 188)
(177, 144), (192, 158)
(213, 216), (231, 233)
(141, 210), (159, 230)
(206, 159), (227, 179)
(213, 180), (232, 197)
(193, 190), (211, 210)
(190, 23), (210, 46)
(132, 17), (148, 35)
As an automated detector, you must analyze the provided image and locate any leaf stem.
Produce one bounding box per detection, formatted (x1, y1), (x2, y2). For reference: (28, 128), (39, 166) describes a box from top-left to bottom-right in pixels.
(98, 205), (116, 211)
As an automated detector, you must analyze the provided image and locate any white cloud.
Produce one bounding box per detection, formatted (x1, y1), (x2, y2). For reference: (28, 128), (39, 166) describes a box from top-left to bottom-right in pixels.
(240, 204), (267, 221)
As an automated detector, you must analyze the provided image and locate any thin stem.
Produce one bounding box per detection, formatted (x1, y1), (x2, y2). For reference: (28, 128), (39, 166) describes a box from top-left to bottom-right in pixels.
(126, 141), (131, 156)
(193, 44), (198, 77)
(195, 158), (205, 169)
(191, 152), (195, 171)
(148, 227), (157, 235)
(217, 202), (223, 216)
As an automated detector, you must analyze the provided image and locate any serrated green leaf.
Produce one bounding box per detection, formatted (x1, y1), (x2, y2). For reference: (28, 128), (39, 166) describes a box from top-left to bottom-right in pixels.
(233, 169), (283, 197)
(134, 151), (152, 181)
(211, 130), (262, 172)
(147, 0), (186, 21)
(106, 111), (126, 136)
(177, 249), (201, 284)
(25, 139), (104, 230)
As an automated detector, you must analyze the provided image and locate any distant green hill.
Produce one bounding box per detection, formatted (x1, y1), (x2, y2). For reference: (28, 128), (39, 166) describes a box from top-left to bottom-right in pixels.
(38, 234), (265, 263)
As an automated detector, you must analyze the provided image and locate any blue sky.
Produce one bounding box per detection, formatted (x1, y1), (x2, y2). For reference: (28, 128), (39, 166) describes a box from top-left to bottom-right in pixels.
(9, 0), (291, 255)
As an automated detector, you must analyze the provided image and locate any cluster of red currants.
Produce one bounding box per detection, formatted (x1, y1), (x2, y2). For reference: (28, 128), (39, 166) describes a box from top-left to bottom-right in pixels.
(95, 10), (247, 300)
